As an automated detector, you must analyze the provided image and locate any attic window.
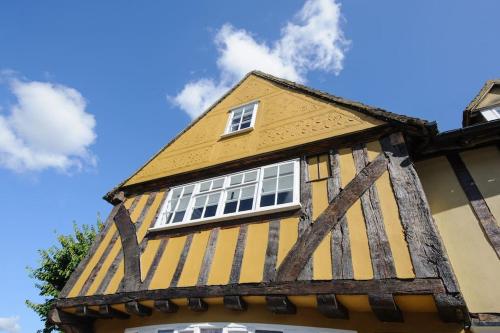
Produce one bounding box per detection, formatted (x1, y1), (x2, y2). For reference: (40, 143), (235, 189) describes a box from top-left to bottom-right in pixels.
(481, 107), (500, 121)
(152, 159), (300, 230)
(223, 102), (258, 136)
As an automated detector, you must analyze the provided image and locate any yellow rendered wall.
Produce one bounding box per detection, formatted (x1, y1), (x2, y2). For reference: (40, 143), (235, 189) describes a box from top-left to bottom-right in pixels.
(94, 303), (462, 333)
(416, 155), (500, 313)
(125, 74), (384, 186)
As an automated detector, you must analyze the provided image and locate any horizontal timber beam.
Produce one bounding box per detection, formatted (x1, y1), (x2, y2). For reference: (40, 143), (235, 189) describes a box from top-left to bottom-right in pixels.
(56, 278), (445, 308)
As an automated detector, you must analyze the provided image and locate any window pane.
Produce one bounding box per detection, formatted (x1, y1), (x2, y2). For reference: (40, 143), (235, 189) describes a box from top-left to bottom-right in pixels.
(230, 174), (243, 186)
(262, 178), (277, 193)
(200, 329), (223, 333)
(260, 193), (275, 207)
(199, 181), (211, 192)
(177, 197), (190, 210)
(263, 166), (278, 178)
(204, 205), (218, 217)
(168, 199), (178, 212)
(277, 191), (293, 204)
(242, 112), (252, 121)
(207, 193), (221, 204)
(244, 170), (258, 182)
(279, 162), (294, 175)
(239, 198), (253, 211)
(231, 124), (240, 132)
(172, 211), (185, 223)
(194, 195), (207, 207)
(184, 185), (195, 194)
(172, 188), (182, 198)
(158, 330), (174, 333)
(212, 178), (224, 189)
(226, 189), (240, 201)
(233, 109), (243, 118)
(191, 207), (203, 220)
(240, 121), (251, 129)
(224, 201), (238, 214)
(241, 185), (255, 199)
(278, 174), (293, 191)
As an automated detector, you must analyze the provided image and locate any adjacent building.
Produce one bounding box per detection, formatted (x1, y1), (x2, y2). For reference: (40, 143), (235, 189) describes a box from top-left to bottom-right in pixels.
(51, 72), (500, 333)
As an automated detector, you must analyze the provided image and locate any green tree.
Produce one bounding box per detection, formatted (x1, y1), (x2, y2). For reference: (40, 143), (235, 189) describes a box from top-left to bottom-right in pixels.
(27, 218), (103, 333)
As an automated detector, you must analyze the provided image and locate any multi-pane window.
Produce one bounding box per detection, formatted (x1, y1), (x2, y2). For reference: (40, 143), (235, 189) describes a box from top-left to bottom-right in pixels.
(154, 160), (299, 229)
(225, 102), (258, 134)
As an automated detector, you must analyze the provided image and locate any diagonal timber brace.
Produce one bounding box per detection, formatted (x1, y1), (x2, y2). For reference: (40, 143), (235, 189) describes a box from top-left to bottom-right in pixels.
(114, 205), (142, 291)
(276, 153), (389, 282)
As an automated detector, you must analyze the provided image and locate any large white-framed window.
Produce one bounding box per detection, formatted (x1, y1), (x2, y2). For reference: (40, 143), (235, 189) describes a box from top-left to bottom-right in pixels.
(125, 322), (355, 333)
(223, 102), (258, 136)
(480, 107), (500, 121)
(151, 159), (300, 231)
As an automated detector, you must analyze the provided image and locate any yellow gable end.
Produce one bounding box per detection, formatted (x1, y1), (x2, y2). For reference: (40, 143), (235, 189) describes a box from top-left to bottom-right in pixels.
(125, 75), (385, 186)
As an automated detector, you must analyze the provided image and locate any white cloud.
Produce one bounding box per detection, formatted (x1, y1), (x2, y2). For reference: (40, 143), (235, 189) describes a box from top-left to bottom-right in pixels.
(0, 77), (97, 172)
(171, 0), (349, 119)
(0, 316), (21, 333)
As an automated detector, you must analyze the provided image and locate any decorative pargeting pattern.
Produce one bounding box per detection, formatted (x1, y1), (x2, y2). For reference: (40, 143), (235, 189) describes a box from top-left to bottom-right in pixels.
(124, 75), (383, 186)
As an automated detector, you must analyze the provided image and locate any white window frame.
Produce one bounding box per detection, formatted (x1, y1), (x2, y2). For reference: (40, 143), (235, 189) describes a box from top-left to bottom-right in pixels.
(222, 101), (259, 137)
(124, 322), (356, 333)
(480, 107), (500, 121)
(151, 159), (300, 231)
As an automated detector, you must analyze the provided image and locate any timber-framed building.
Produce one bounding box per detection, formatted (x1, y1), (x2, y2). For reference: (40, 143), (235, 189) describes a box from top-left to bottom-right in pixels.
(51, 72), (500, 333)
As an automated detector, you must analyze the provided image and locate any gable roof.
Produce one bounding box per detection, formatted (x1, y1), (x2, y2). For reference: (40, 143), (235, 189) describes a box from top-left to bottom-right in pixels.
(463, 79), (500, 126)
(104, 71), (436, 202)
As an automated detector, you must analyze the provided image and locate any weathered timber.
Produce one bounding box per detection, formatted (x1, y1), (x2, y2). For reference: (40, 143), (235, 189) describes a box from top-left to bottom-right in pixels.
(76, 204), (123, 297)
(114, 205), (142, 292)
(276, 153), (389, 282)
(316, 294), (349, 319)
(74, 306), (102, 318)
(434, 293), (468, 323)
(224, 295), (247, 311)
(229, 225), (248, 284)
(188, 297), (208, 312)
(447, 153), (500, 258)
(98, 305), (129, 319)
(328, 149), (353, 280)
(115, 125), (395, 200)
(154, 299), (179, 313)
(298, 156), (313, 280)
(368, 294), (403, 322)
(352, 145), (396, 279)
(141, 238), (169, 290)
(380, 133), (459, 293)
(266, 295), (296, 314)
(197, 228), (220, 285)
(95, 194), (156, 294)
(110, 191), (126, 205)
(263, 220), (280, 282)
(472, 313), (500, 326)
(169, 234), (194, 287)
(49, 308), (94, 333)
(56, 278), (444, 308)
(125, 301), (152, 317)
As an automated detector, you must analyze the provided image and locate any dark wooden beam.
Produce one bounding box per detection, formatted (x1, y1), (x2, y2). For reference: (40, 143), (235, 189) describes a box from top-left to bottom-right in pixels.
(368, 294), (403, 322)
(276, 153), (388, 282)
(229, 224), (248, 284)
(263, 220), (280, 282)
(352, 145), (396, 279)
(380, 133), (460, 294)
(316, 294), (348, 319)
(125, 301), (152, 317)
(447, 153), (500, 258)
(56, 278), (445, 308)
(298, 156), (313, 280)
(266, 295), (296, 314)
(197, 228), (219, 286)
(224, 295), (247, 311)
(434, 293), (468, 323)
(188, 297), (208, 312)
(169, 234), (194, 287)
(48, 308), (95, 333)
(74, 305), (101, 318)
(328, 149), (353, 280)
(154, 299), (179, 313)
(98, 304), (129, 319)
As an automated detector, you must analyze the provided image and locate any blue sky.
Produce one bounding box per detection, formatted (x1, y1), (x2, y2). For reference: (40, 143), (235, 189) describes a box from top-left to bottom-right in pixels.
(0, 1), (499, 332)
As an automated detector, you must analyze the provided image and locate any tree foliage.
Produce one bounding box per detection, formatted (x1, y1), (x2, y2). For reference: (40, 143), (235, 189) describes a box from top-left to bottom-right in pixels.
(27, 218), (103, 333)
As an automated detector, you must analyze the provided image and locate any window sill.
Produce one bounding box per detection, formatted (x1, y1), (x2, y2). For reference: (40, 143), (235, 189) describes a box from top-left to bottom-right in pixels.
(149, 202), (301, 232)
(220, 126), (254, 139)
